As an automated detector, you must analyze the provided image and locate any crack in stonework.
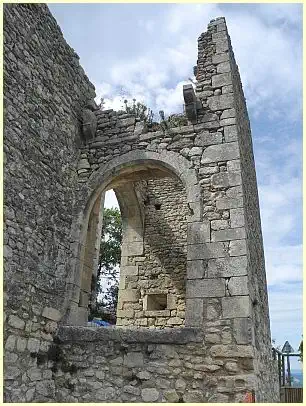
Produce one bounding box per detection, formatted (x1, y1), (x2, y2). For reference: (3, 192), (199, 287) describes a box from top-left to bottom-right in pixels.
(225, 277), (231, 296)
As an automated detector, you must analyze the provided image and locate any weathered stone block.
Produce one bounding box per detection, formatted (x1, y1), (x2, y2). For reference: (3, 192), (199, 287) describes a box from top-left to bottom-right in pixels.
(226, 185), (243, 198)
(137, 371), (151, 380)
(164, 389), (179, 402)
(216, 40), (229, 53)
(5, 335), (16, 351)
(205, 332), (221, 343)
(227, 159), (241, 172)
(187, 242), (228, 260)
(212, 227), (246, 242)
(220, 117), (236, 126)
(212, 73), (232, 88)
(221, 108), (235, 119)
(222, 84), (233, 94)
(222, 296), (251, 318)
(119, 289), (140, 303)
(185, 299), (203, 326)
(119, 276), (126, 290)
(141, 388), (159, 402)
(167, 294), (177, 309)
(8, 315), (25, 330)
(208, 256), (247, 277)
(27, 338), (40, 353)
(201, 142), (239, 163)
(121, 265), (138, 276)
(195, 132), (222, 146)
(216, 196), (244, 210)
(36, 380), (56, 397)
(5, 352), (18, 363)
(211, 171), (242, 188)
(145, 310), (171, 317)
(42, 307), (61, 321)
(175, 378), (187, 390)
(188, 221), (210, 244)
(212, 31), (228, 43)
(211, 219), (229, 230)
(199, 166), (219, 175)
(186, 278), (225, 298)
(227, 276), (248, 296)
(233, 318), (252, 344)
(229, 239), (247, 256)
(124, 352), (144, 368)
(210, 344), (253, 357)
(117, 309), (134, 318)
(5, 365), (21, 379)
(187, 260), (206, 279)
(197, 90), (213, 98)
(230, 208), (245, 228)
(212, 53), (229, 64)
(118, 117), (135, 127)
(121, 242), (143, 256)
(123, 385), (140, 396)
(224, 125), (238, 142)
(183, 390), (204, 403)
(217, 62), (231, 74)
(207, 93), (234, 111)
(189, 147), (202, 156)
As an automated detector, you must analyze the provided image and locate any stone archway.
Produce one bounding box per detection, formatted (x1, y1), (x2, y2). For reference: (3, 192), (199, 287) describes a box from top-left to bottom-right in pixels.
(64, 150), (203, 327)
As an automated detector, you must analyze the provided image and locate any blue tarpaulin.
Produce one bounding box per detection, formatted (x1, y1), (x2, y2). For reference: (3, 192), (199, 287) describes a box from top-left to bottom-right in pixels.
(91, 318), (111, 326)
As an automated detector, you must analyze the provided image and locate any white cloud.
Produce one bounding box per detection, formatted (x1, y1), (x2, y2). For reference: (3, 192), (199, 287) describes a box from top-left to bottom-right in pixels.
(265, 245), (302, 286)
(268, 286), (302, 356)
(93, 4), (301, 123)
(165, 3), (219, 35)
(226, 13), (302, 119)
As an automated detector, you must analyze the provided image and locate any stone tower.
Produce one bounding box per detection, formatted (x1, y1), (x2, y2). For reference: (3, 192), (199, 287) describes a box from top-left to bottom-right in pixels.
(4, 4), (279, 402)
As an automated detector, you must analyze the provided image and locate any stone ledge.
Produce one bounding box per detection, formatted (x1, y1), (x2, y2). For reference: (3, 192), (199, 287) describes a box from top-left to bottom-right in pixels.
(57, 326), (203, 344)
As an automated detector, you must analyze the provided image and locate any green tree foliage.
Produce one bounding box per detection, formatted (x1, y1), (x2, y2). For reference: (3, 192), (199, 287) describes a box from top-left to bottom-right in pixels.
(89, 207), (122, 323)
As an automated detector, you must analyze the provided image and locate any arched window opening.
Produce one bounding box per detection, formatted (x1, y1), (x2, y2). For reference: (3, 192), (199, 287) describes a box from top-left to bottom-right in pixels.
(72, 160), (192, 328)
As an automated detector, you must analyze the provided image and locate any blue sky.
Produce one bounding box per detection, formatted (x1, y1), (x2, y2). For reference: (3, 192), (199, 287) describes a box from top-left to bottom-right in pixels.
(49, 3), (303, 365)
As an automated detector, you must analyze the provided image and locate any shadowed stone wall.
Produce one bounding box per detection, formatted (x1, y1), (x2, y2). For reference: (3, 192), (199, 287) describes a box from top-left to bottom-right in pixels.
(116, 177), (188, 328)
(4, 4), (279, 402)
(4, 4), (96, 402)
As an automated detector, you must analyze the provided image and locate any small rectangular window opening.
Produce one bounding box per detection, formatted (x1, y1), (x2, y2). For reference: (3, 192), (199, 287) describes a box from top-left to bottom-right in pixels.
(145, 293), (167, 310)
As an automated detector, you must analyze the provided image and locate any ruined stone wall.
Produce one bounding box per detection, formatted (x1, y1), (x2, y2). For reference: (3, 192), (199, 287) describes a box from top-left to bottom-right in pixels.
(228, 31), (279, 402)
(52, 326), (255, 403)
(4, 4), (96, 402)
(194, 18), (279, 401)
(116, 178), (188, 328)
(64, 16), (279, 402)
(4, 6), (279, 402)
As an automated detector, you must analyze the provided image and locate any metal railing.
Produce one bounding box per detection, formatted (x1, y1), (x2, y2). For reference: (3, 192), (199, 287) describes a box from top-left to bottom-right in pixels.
(272, 347), (303, 403)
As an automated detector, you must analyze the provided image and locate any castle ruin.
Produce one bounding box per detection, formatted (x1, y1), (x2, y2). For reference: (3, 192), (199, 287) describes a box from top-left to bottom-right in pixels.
(4, 4), (279, 402)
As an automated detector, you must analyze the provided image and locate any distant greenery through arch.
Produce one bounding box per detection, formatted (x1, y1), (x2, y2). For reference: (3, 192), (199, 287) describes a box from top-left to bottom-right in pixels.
(89, 207), (122, 324)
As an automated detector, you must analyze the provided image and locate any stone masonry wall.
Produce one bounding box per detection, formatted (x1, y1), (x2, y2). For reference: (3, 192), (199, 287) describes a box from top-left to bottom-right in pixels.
(4, 6), (279, 402)
(70, 16), (279, 401)
(4, 4), (96, 402)
(53, 326), (255, 403)
(116, 178), (188, 328)
(228, 31), (279, 402)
